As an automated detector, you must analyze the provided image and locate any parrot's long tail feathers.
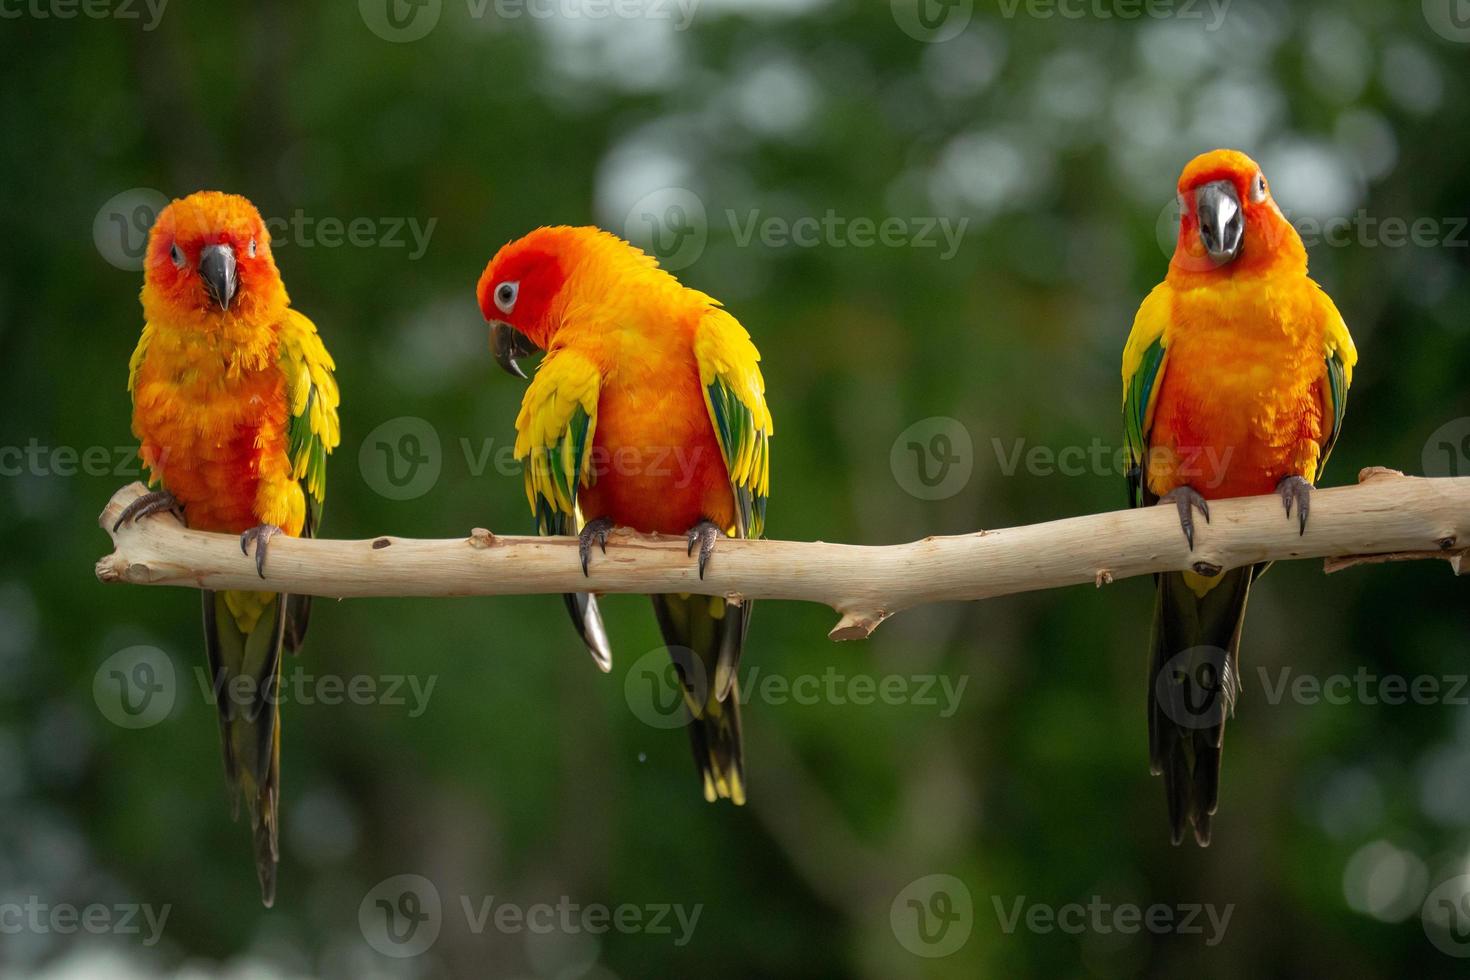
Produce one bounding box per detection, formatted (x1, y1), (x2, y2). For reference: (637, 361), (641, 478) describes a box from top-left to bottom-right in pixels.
(202, 589), (287, 906)
(563, 591), (613, 671)
(283, 594), (312, 655)
(1147, 566), (1253, 846)
(651, 593), (750, 805)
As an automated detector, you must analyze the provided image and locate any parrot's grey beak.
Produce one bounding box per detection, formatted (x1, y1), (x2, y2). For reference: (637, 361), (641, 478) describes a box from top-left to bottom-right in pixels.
(1195, 180), (1243, 266)
(199, 243), (238, 311)
(490, 320), (539, 380)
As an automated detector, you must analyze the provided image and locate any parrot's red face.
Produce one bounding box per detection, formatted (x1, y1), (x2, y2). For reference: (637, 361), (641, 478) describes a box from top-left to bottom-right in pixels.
(144, 192), (285, 326)
(476, 232), (570, 379)
(1170, 149), (1304, 277)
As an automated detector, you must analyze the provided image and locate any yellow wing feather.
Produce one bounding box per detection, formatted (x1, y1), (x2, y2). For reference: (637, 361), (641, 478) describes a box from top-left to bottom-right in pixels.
(277, 309), (341, 506)
(513, 348), (602, 526)
(694, 308), (773, 537)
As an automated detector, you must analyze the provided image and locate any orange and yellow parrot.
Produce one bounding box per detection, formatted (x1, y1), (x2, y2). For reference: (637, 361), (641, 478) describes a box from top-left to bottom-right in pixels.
(476, 226), (772, 804)
(115, 191), (340, 904)
(1123, 150), (1357, 845)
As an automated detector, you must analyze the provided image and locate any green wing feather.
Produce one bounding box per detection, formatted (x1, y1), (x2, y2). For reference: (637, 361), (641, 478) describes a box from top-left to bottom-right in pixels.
(1318, 349), (1349, 480)
(513, 350), (610, 669)
(1124, 336), (1167, 509)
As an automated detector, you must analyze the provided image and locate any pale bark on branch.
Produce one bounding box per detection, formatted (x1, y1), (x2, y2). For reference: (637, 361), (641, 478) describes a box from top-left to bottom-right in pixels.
(95, 468), (1467, 640)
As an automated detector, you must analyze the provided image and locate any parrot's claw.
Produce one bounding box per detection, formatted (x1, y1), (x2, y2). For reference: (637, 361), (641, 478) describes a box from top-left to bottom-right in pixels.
(686, 519), (723, 580)
(1159, 486), (1210, 551)
(112, 489), (182, 532)
(1277, 475), (1312, 536)
(578, 517), (616, 577)
(240, 524), (283, 579)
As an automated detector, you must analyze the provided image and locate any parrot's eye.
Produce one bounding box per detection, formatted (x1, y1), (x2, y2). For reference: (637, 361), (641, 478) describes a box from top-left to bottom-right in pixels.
(1249, 173), (1268, 203)
(495, 281), (519, 315)
(247, 238), (257, 258)
(169, 243), (186, 269)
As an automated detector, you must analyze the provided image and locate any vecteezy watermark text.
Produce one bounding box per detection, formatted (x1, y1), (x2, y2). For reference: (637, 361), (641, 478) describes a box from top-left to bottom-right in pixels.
(0, 0), (167, 29)
(93, 187), (437, 271)
(359, 0), (699, 43)
(0, 897), (170, 946)
(194, 666), (438, 718)
(624, 649), (969, 730)
(995, 0), (1230, 30)
(0, 441), (146, 479)
(358, 874), (700, 958)
(1257, 667), (1470, 707)
(992, 895), (1234, 945)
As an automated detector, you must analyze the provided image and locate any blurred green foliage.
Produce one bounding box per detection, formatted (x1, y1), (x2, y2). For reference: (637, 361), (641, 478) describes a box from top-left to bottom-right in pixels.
(1, 0), (1468, 976)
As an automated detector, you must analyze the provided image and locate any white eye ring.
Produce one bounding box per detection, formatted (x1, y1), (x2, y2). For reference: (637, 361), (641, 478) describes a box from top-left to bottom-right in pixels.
(495, 280), (519, 315)
(170, 243), (186, 269)
(247, 238), (257, 258)
(1249, 172), (1267, 203)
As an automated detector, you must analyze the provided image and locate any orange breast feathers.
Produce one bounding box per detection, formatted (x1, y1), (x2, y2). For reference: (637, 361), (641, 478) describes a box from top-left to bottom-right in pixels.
(130, 325), (302, 536)
(570, 291), (735, 535)
(1146, 282), (1330, 501)
(577, 350), (734, 536)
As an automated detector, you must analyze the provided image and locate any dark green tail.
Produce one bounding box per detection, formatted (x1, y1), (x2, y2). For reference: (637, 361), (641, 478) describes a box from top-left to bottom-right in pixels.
(651, 593), (750, 804)
(202, 588), (309, 906)
(1147, 566), (1254, 846)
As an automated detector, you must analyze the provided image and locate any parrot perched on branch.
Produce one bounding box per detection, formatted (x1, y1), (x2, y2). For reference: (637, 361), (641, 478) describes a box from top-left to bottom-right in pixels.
(1122, 149), (1357, 845)
(477, 226), (772, 805)
(116, 191), (340, 904)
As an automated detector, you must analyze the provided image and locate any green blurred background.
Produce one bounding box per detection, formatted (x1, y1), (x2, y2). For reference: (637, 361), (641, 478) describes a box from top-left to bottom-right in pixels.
(2, 0), (1469, 976)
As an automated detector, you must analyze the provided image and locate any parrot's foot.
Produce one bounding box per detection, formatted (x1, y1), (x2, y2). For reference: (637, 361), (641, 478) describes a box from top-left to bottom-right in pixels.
(240, 524), (283, 579)
(1159, 486), (1210, 550)
(578, 517), (616, 577)
(112, 489), (182, 532)
(1277, 475), (1312, 535)
(686, 519), (723, 580)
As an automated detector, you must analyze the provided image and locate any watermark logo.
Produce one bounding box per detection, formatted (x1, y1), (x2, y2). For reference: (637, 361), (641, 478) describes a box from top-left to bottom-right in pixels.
(891, 874), (973, 957)
(360, 874), (443, 957)
(360, 0), (442, 41)
(891, 0), (973, 42)
(1153, 646), (1230, 731)
(1423, 418), (1470, 478)
(624, 646), (706, 730)
(94, 187), (169, 271)
(1424, 0), (1470, 43)
(93, 646), (176, 729)
(360, 416), (443, 501)
(1423, 874), (1470, 957)
(623, 187), (708, 272)
(890, 417), (974, 501)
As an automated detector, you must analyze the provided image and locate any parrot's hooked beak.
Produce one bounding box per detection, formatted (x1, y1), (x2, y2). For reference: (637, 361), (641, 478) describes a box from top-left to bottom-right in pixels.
(490, 320), (540, 380)
(199, 243), (238, 311)
(1195, 180), (1243, 266)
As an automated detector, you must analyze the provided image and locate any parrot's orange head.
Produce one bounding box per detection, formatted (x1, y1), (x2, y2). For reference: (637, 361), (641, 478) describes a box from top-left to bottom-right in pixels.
(1170, 149), (1305, 278)
(143, 191), (286, 328)
(475, 226), (589, 379)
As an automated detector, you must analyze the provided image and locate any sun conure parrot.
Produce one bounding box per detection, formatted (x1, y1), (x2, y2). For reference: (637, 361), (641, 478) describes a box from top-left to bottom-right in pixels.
(476, 226), (772, 805)
(115, 191), (341, 904)
(1122, 149), (1357, 845)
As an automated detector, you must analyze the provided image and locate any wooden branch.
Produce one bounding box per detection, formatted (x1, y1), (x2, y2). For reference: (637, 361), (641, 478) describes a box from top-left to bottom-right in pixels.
(96, 468), (1468, 641)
